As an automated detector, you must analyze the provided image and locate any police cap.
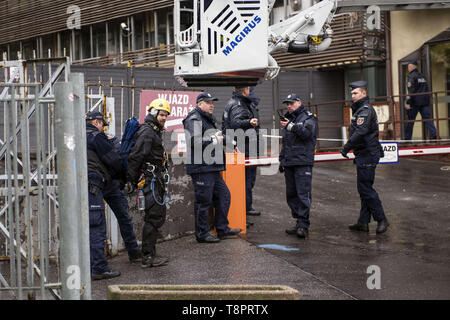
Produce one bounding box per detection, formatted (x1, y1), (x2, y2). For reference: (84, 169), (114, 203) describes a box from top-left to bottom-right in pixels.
(86, 111), (109, 126)
(282, 93), (301, 104)
(196, 92), (218, 104)
(349, 80), (368, 91)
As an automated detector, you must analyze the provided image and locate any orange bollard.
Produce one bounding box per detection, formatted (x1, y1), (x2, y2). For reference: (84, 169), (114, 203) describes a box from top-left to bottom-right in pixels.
(220, 152), (247, 234)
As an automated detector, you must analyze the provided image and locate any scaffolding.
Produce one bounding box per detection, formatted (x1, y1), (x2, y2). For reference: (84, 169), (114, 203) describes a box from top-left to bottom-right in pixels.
(0, 56), (90, 300)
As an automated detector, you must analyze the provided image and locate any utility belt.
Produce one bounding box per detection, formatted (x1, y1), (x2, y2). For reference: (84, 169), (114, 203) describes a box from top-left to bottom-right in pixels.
(138, 162), (171, 206)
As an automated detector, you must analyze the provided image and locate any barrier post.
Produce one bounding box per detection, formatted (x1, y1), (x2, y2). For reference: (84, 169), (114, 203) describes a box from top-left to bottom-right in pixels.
(220, 152), (246, 234)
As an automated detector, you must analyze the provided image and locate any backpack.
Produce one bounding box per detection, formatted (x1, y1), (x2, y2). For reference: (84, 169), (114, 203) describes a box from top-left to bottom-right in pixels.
(119, 116), (140, 171)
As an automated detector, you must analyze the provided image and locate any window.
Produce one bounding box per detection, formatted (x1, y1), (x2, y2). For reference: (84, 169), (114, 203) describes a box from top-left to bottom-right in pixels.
(119, 18), (131, 53)
(157, 9), (168, 45)
(134, 14), (145, 50)
(22, 40), (37, 60)
(42, 34), (57, 58)
(168, 13), (174, 45)
(72, 30), (83, 61)
(107, 22), (118, 55)
(93, 23), (107, 57)
(0, 45), (9, 60)
(60, 31), (71, 57)
(145, 12), (156, 48)
(9, 42), (20, 60)
(82, 26), (92, 59)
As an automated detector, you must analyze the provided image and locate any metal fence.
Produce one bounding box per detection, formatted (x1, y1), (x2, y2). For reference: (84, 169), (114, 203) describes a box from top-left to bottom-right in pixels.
(310, 90), (450, 151)
(0, 57), (90, 300)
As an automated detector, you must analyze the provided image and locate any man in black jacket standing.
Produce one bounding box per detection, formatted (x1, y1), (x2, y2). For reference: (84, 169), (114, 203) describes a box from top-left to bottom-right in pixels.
(183, 92), (241, 243)
(341, 81), (389, 234)
(127, 99), (171, 268)
(86, 111), (140, 280)
(405, 61), (437, 140)
(279, 94), (317, 239)
(222, 86), (261, 217)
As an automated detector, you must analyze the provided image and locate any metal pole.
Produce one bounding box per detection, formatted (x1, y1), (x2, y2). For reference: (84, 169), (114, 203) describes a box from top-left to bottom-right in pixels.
(434, 92), (440, 142)
(4, 96), (16, 290)
(54, 81), (81, 300)
(11, 86), (23, 300)
(20, 84), (34, 300)
(70, 73), (92, 300)
(34, 87), (46, 299)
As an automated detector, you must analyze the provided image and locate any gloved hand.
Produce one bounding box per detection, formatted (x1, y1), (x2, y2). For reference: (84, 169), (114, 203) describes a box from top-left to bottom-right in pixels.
(123, 182), (136, 195)
(379, 144), (385, 158)
(340, 148), (349, 159)
(279, 165), (285, 173)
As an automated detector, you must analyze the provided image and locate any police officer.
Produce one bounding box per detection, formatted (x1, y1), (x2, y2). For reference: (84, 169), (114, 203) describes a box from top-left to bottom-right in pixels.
(127, 99), (171, 268)
(104, 134), (141, 261)
(405, 61), (437, 140)
(340, 81), (389, 234)
(183, 92), (242, 243)
(86, 111), (139, 280)
(279, 94), (317, 239)
(222, 86), (261, 217)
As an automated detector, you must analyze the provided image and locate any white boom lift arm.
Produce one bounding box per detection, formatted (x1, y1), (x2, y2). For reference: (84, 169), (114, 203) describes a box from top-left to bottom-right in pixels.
(174, 0), (337, 87)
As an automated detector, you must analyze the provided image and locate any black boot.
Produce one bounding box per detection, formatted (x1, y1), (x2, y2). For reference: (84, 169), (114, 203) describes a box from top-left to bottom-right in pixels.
(296, 228), (309, 239)
(376, 219), (389, 234)
(348, 222), (369, 232)
(141, 254), (169, 268)
(128, 250), (142, 263)
(246, 209), (261, 216)
(92, 269), (121, 281)
(285, 226), (298, 235)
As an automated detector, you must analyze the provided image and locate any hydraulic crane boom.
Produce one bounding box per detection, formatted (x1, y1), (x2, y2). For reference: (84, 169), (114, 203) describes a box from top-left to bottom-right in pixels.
(174, 0), (337, 87)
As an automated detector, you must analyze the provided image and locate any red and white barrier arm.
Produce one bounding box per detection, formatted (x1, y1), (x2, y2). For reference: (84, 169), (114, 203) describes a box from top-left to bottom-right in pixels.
(245, 145), (450, 166)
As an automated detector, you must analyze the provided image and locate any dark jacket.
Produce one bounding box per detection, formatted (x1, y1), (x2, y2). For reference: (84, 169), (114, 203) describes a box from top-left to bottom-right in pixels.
(222, 91), (260, 157)
(183, 106), (225, 175)
(86, 123), (125, 185)
(407, 69), (430, 107)
(127, 114), (166, 185)
(343, 96), (382, 157)
(279, 106), (317, 167)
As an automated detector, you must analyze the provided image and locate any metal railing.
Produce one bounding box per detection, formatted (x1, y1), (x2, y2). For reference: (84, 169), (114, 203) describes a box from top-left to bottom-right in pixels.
(73, 44), (176, 68)
(308, 90), (450, 151)
(0, 57), (90, 300)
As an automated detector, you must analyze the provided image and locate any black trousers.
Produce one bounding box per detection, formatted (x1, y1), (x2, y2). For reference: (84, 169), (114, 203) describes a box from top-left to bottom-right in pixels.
(191, 172), (231, 239)
(284, 165), (313, 229)
(245, 166), (257, 212)
(142, 178), (167, 257)
(354, 154), (386, 224)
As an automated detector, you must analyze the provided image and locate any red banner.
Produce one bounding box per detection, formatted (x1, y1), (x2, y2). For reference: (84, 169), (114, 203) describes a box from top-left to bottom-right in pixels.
(140, 90), (202, 132)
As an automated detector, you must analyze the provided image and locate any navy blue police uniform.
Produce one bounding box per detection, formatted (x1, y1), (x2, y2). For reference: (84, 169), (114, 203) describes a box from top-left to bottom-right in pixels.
(279, 94), (317, 237)
(183, 92), (240, 243)
(222, 86), (261, 216)
(104, 135), (140, 259)
(341, 81), (389, 233)
(405, 62), (437, 140)
(86, 112), (130, 279)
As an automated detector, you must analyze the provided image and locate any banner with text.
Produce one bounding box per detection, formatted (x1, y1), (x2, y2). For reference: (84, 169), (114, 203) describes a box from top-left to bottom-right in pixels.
(140, 90), (202, 132)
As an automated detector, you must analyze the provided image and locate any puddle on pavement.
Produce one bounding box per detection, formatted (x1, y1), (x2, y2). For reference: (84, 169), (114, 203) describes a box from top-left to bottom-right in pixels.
(257, 244), (299, 251)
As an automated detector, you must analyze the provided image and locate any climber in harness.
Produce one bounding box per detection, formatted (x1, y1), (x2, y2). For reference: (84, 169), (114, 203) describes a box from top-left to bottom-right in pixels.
(126, 98), (171, 268)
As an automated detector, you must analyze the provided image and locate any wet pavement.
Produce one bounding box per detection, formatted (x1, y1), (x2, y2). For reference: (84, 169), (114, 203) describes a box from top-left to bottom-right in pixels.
(92, 158), (450, 300)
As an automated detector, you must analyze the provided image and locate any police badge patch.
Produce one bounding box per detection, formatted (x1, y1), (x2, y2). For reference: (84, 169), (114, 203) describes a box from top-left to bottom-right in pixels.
(357, 117), (365, 125)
